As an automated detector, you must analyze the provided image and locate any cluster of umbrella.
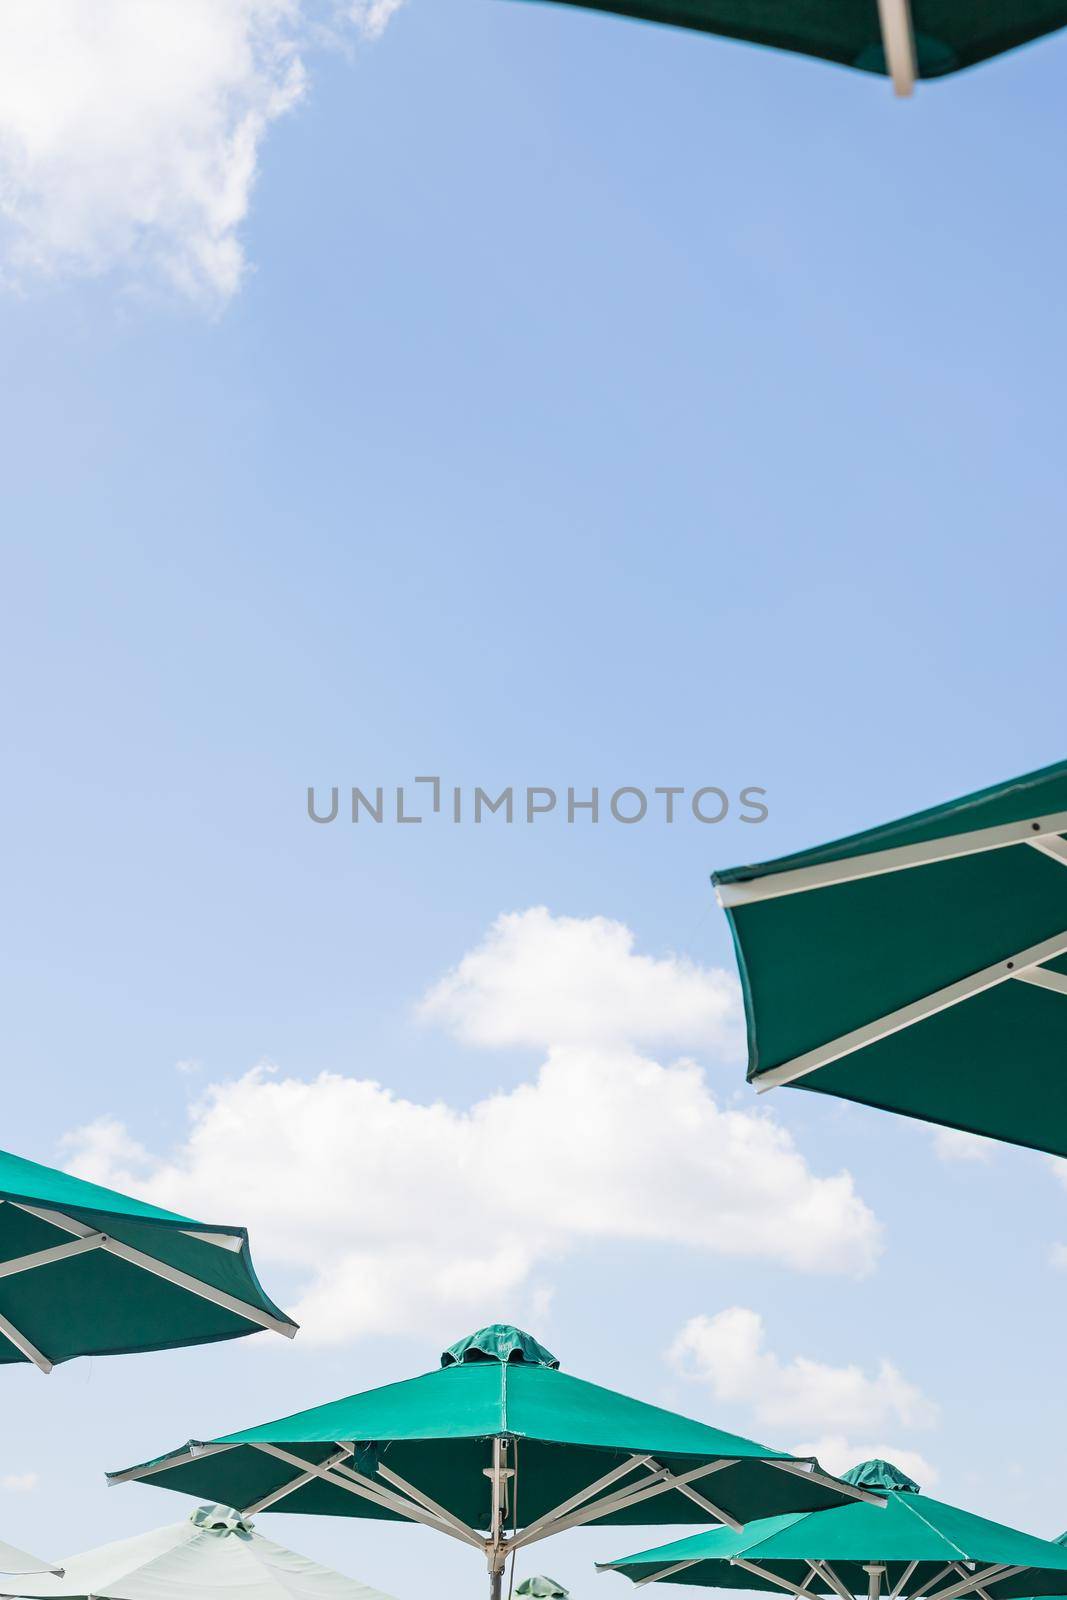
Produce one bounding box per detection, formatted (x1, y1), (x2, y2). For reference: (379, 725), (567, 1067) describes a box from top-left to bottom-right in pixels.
(6, 1329), (1067, 1600)
(4, 764), (1067, 1600)
(517, 0), (1067, 96)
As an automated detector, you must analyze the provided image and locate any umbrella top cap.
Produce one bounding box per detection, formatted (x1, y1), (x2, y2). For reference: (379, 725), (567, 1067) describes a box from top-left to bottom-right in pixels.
(842, 1460), (920, 1494)
(189, 1505), (254, 1534)
(441, 1324), (560, 1369)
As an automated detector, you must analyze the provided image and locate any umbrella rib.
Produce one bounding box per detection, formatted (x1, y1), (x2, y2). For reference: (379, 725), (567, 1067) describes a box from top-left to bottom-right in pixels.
(926, 1568), (1023, 1600)
(730, 1557), (823, 1600)
(889, 1562), (918, 1598)
(242, 1447), (353, 1514)
(510, 1455), (658, 1545)
(630, 1561), (700, 1589)
(9, 1203), (296, 1339)
(511, 1459), (739, 1551)
(716, 811), (1067, 907)
(0, 1234), (106, 1280)
(247, 1443), (483, 1549)
(811, 1561), (852, 1600)
(107, 1441), (237, 1486)
(0, 1307), (52, 1373)
(903, 1566), (959, 1600)
(874, 0), (916, 93)
(371, 1461), (485, 1546)
(754, 928), (1067, 1091)
(765, 1458), (885, 1506)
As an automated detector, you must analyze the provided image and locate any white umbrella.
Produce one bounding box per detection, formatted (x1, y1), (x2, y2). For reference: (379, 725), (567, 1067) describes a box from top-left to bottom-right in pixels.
(0, 1541), (60, 1579)
(5, 1506), (397, 1600)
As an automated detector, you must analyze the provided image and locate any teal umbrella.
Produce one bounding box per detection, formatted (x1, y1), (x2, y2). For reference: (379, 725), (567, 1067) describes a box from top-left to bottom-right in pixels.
(524, 0), (1067, 94)
(0, 1146), (295, 1371)
(713, 759), (1067, 1159)
(108, 1324), (879, 1600)
(600, 1461), (1067, 1600)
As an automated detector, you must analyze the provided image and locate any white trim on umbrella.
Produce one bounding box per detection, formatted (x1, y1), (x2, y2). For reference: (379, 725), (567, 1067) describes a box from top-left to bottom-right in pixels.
(754, 928), (1067, 1092)
(2, 1203), (295, 1341)
(715, 812), (1067, 908)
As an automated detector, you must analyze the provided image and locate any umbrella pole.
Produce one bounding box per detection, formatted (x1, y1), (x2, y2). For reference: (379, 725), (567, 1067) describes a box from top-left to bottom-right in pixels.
(866, 1566), (886, 1600)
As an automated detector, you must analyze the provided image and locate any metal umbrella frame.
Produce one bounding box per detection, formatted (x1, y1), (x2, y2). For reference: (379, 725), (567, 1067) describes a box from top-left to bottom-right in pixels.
(107, 1325), (881, 1600)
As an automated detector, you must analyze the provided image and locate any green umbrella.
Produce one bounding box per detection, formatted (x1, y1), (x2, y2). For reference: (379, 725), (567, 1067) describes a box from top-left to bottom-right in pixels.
(524, 0), (1067, 95)
(0, 1146), (296, 1371)
(517, 1580), (570, 1599)
(108, 1324), (879, 1600)
(6, 1504), (396, 1600)
(600, 1460), (1067, 1600)
(713, 758), (1067, 1159)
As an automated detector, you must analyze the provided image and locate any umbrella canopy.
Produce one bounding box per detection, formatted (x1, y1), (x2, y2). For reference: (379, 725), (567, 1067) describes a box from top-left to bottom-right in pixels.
(600, 1460), (1067, 1600)
(712, 759), (1067, 1159)
(108, 1324), (879, 1599)
(517, 1580), (569, 1599)
(5, 1504), (397, 1600)
(0, 1146), (296, 1372)
(524, 0), (1067, 94)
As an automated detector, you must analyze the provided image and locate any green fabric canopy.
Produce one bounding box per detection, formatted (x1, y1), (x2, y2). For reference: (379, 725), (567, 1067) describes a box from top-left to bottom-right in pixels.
(713, 759), (1067, 1159)
(601, 1459), (1067, 1600)
(0, 1146), (295, 1372)
(524, 0), (1067, 80)
(109, 1324), (878, 1596)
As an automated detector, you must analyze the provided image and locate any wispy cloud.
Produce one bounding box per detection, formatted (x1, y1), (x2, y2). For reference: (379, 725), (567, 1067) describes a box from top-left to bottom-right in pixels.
(0, 0), (400, 305)
(671, 1305), (940, 1459)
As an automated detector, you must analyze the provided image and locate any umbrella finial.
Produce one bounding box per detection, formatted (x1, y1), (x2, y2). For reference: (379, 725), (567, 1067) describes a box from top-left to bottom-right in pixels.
(516, 1578), (569, 1599)
(190, 1505), (254, 1534)
(441, 1325), (560, 1369)
(842, 1460), (920, 1494)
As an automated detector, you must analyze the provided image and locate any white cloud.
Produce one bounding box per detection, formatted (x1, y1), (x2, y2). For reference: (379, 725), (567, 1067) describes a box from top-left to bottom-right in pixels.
(789, 1437), (938, 1491)
(1, 1473), (39, 1493)
(420, 907), (742, 1053)
(61, 910), (881, 1343)
(0, 0), (398, 304)
(932, 1127), (992, 1164)
(668, 1308), (937, 1436)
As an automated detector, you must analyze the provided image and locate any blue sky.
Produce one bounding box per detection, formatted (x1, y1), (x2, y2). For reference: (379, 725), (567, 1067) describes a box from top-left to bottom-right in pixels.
(3, 2), (1067, 1597)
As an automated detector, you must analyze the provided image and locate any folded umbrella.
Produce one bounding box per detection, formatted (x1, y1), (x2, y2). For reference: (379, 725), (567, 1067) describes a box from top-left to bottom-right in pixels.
(713, 758), (1067, 1159)
(108, 1323), (879, 1600)
(0, 1147), (296, 1372)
